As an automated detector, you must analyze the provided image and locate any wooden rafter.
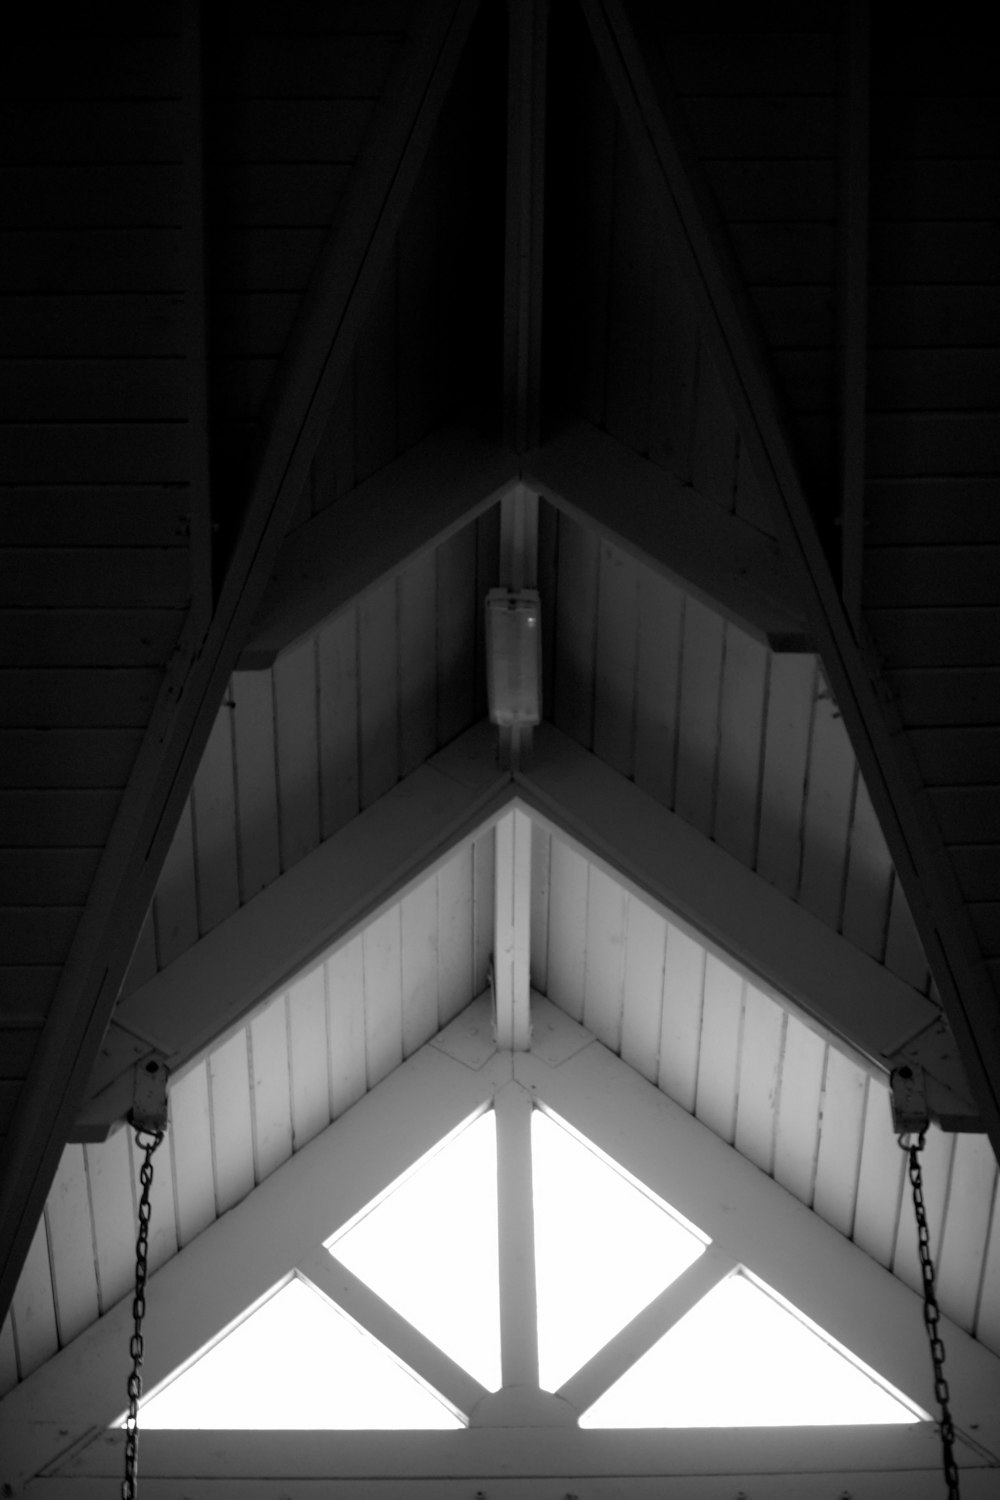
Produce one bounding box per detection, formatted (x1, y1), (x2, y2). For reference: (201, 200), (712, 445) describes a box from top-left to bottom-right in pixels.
(580, 0), (1000, 1160)
(238, 428), (516, 670)
(523, 420), (809, 650)
(838, 0), (871, 628)
(0, 0), (484, 1324)
(75, 724), (510, 1139)
(516, 725), (979, 1126)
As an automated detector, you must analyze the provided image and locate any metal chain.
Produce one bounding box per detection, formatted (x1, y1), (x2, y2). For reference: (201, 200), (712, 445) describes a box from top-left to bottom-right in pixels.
(899, 1130), (961, 1499)
(122, 1127), (164, 1500)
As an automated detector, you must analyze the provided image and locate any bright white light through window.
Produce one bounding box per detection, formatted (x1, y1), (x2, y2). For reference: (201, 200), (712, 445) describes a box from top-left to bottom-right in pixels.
(531, 1109), (706, 1391)
(136, 1278), (461, 1429)
(581, 1270), (925, 1427)
(329, 1110), (501, 1390)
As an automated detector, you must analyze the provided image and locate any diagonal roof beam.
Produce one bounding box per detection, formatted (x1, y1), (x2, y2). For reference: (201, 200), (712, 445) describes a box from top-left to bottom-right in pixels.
(74, 723), (509, 1140)
(238, 427), (516, 669)
(523, 420), (809, 650)
(0, 0), (483, 1323)
(581, 0), (1000, 1158)
(516, 724), (979, 1128)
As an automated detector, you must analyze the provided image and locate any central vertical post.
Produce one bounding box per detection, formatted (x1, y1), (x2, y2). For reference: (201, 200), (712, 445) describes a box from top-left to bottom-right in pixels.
(493, 807), (533, 1049)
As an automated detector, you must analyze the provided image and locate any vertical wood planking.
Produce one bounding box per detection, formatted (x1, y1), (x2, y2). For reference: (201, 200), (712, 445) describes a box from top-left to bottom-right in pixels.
(694, 956), (742, 1144)
(884, 874), (931, 991)
(545, 838), (589, 1022)
(120, 904), (158, 996)
(840, 771), (893, 960)
(552, 513), (599, 747)
(248, 995), (293, 1184)
(9, 1216), (57, 1378)
(207, 1031), (255, 1217)
(474, 510), (501, 722)
(230, 669), (280, 902)
(358, 579), (398, 807)
(85, 1127), (136, 1313)
(44, 1144), (99, 1346)
(581, 865), (628, 1052)
(657, 923), (705, 1113)
(436, 526), (477, 746)
(168, 1060), (215, 1247)
(620, 896), (666, 1085)
(316, 608), (360, 840)
(592, 542), (638, 777)
(812, 1047), (867, 1239)
(673, 597), (724, 835)
(604, 121), (653, 454)
(353, 249), (397, 485)
(274, 638), (320, 869)
(401, 876), (439, 1057)
(0, 1313), (16, 1398)
(648, 229), (699, 480)
(853, 1076), (904, 1268)
(633, 572), (683, 808)
(437, 842), (474, 1026)
(288, 964), (330, 1150)
(529, 823), (551, 995)
(733, 984), (783, 1175)
(797, 683), (855, 928)
(756, 654), (815, 898)
(473, 828), (496, 996)
(713, 625), (767, 866)
(772, 1018), (826, 1205)
(326, 935), (366, 1120)
(398, 552), (438, 776)
(153, 800), (199, 968)
(976, 1183), (1000, 1354)
(191, 703), (240, 935)
(936, 1133), (996, 1331)
(363, 907), (403, 1089)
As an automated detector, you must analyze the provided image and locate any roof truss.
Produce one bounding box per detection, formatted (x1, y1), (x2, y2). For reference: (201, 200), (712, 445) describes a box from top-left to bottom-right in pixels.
(76, 720), (979, 1141)
(4, 1002), (998, 1493)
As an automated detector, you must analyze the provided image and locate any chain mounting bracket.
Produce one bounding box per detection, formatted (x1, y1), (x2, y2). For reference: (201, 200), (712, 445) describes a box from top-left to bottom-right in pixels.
(890, 1062), (929, 1135)
(128, 1057), (169, 1134)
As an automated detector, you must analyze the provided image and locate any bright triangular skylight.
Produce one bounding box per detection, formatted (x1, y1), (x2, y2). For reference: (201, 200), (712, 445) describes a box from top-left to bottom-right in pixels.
(329, 1109), (502, 1390)
(531, 1109), (707, 1391)
(136, 1278), (461, 1429)
(581, 1270), (926, 1427)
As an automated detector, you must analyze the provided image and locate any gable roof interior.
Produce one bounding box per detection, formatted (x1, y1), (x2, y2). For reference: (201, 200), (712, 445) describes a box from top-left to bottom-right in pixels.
(2, 0), (1000, 1450)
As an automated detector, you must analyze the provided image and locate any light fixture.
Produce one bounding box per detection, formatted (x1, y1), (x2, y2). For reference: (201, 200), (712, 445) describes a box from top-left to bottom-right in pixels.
(485, 588), (541, 726)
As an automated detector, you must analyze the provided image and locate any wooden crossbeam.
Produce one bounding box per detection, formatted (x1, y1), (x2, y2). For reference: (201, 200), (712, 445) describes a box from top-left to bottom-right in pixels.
(0, 0), (484, 1323)
(74, 724), (510, 1139)
(523, 421), (809, 650)
(581, 0), (1000, 1160)
(239, 427), (516, 669)
(516, 725), (980, 1126)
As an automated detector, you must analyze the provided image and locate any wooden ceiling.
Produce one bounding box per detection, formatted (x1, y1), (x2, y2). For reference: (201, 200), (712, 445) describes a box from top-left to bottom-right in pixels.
(2, 0), (999, 1399)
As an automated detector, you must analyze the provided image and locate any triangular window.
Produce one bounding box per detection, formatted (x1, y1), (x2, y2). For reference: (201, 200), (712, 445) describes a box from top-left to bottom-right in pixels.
(136, 1277), (461, 1429)
(132, 1080), (925, 1433)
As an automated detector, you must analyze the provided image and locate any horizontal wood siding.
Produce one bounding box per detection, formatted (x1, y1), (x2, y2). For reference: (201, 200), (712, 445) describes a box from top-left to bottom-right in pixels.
(862, 24), (1000, 979)
(0, 6), (194, 1108)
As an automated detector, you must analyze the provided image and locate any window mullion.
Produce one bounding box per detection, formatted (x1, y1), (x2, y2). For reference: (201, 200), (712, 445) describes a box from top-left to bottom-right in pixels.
(495, 1081), (539, 1388)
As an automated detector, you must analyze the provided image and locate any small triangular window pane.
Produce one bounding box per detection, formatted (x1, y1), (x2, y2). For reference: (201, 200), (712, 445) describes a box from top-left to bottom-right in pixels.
(329, 1110), (501, 1390)
(581, 1271), (924, 1427)
(136, 1278), (461, 1429)
(532, 1109), (707, 1391)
